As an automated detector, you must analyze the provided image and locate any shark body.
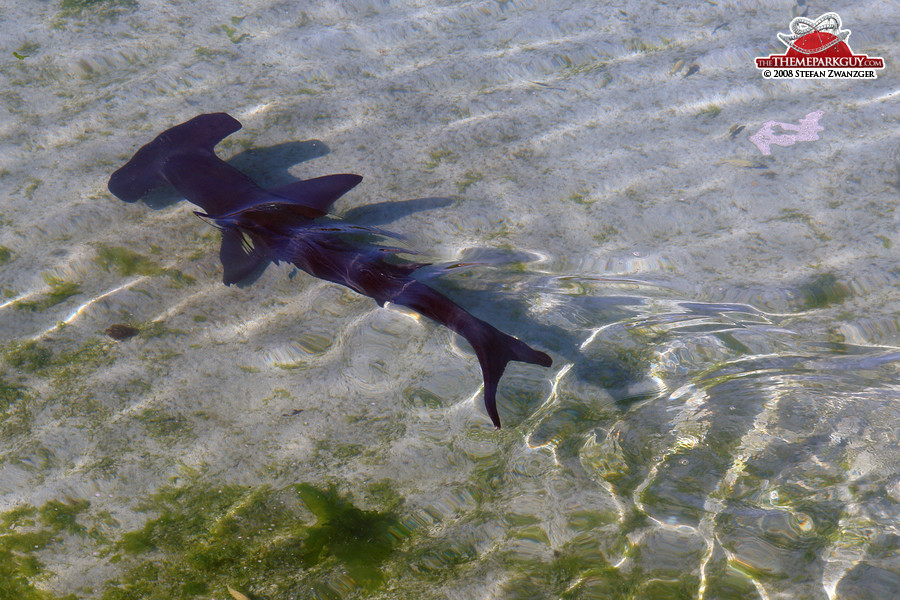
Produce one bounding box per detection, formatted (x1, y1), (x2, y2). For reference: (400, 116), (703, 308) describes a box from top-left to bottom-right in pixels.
(108, 113), (551, 427)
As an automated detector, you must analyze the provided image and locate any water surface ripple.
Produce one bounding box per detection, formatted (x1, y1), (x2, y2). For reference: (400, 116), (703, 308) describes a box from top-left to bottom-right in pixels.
(0, 0), (898, 598)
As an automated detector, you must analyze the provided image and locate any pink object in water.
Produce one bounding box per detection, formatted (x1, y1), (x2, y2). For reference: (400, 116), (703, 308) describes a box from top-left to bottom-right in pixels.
(749, 111), (824, 155)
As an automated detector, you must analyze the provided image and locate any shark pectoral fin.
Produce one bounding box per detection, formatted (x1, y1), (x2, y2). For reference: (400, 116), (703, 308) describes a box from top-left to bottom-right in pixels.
(220, 228), (266, 285)
(270, 173), (363, 216)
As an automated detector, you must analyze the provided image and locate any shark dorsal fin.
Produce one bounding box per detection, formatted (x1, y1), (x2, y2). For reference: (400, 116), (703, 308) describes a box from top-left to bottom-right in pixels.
(270, 174), (363, 217)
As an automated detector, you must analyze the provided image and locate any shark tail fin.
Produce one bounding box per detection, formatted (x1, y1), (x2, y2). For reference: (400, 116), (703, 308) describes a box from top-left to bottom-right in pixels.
(389, 280), (552, 429)
(475, 331), (552, 429)
(108, 113), (242, 202)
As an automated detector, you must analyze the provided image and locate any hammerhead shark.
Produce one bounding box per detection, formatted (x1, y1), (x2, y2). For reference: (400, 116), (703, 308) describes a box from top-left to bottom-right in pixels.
(107, 112), (552, 428)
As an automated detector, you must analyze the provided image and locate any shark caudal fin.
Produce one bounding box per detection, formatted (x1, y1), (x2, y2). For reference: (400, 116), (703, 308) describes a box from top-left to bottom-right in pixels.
(476, 332), (552, 429)
(108, 113), (242, 202)
(385, 280), (552, 429)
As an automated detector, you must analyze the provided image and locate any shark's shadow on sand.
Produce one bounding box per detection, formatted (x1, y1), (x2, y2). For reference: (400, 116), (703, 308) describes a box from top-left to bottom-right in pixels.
(430, 276), (651, 410)
(228, 143), (455, 223)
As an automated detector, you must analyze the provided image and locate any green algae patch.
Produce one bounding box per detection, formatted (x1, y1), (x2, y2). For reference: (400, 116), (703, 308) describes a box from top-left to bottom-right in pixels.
(164, 269), (196, 287)
(696, 104), (722, 118)
(39, 499), (90, 535)
(4, 338), (113, 379)
(0, 376), (33, 438)
(4, 341), (53, 374)
(218, 21), (251, 44)
(58, 0), (138, 19)
(592, 224), (619, 244)
(626, 36), (673, 53)
(0, 479), (421, 599)
(94, 245), (195, 286)
(103, 480), (406, 599)
(95, 245), (163, 277)
(499, 545), (629, 599)
(799, 272), (852, 309)
(134, 408), (193, 441)
(2, 338), (113, 428)
(14, 274), (81, 312)
(294, 483), (400, 589)
(0, 376), (26, 412)
(423, 148), (456, 171)
(0, 245), (12, 266)
(567, 188), (595, 206)
(20, 178), (42, 200)
(0, 501), (86, 600)
(456, 170), (484, 194)
(138, 320), (186, 339)
(54, 339), (114, 378)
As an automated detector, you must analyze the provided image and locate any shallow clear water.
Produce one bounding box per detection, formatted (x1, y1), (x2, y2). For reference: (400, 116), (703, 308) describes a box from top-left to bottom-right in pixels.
(1, 1), (899, 598)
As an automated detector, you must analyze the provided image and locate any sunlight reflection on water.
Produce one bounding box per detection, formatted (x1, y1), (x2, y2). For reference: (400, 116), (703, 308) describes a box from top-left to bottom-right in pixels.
(0, 0), (898, 598)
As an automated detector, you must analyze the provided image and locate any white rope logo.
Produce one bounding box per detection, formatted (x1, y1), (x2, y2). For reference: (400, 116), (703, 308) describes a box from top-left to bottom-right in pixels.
(776, 12), (850, 55)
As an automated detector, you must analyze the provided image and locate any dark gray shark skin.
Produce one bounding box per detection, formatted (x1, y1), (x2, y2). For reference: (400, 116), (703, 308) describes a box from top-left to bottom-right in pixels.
(108, 113), (364, 285)
(107, 113), (552, 428)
